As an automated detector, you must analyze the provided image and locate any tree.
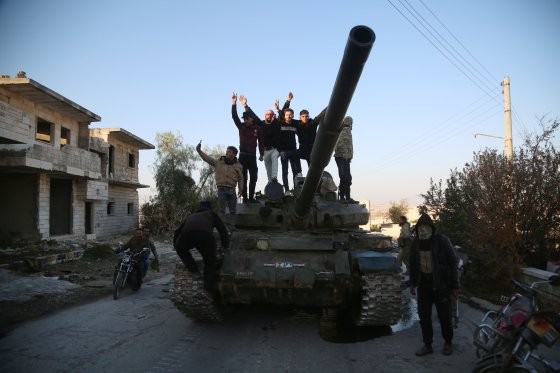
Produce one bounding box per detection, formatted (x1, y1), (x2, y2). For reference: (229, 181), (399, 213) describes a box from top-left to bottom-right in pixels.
(140, 132), (224, 235)
(386, 200), (409, 223)
(420, 118), (560, 291)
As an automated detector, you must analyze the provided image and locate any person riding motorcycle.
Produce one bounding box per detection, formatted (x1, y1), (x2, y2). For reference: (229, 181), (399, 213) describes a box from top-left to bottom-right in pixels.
(142, 226), (160, 272)
(122, 228), (159, 277)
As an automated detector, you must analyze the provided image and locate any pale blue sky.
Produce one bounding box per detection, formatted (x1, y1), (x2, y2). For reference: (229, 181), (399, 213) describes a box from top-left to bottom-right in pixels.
(1, 0), (559, 206)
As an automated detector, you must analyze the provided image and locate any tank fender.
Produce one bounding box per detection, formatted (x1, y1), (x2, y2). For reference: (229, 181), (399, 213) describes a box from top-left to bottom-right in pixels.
(350, 250), (400, 273)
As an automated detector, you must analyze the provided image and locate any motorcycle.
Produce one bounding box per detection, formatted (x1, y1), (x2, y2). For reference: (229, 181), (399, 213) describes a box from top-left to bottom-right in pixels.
(473, 274), (560, 372)
(112, 244), (150, 300)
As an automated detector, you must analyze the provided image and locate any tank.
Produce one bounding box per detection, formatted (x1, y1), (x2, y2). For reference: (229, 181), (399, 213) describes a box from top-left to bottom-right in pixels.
(171, 25), (405, 327)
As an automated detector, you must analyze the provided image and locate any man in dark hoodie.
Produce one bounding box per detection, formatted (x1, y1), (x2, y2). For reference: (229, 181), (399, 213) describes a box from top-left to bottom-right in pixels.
(409, 212), (459, 357)
(173, 201), (230, 292)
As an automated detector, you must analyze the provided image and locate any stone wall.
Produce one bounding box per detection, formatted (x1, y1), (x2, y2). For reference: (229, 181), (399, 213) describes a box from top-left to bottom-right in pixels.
(95, 185), (139, 238)
(518, 267), (560, 311)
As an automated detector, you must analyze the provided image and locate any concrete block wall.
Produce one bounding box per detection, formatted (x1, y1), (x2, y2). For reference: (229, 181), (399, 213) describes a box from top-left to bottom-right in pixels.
(0, 99), (30, 143)
(72, 179), (86, 236)
(0, 90), (87, 151)
(37, 173), (50, 239)
(112, 143), (139, 183)
(95, 185), (139, 238)
(518, 267), (560, 311)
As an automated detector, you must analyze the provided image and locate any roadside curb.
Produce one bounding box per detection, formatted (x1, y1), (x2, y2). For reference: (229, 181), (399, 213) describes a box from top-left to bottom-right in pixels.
(0, 250), (84, 271)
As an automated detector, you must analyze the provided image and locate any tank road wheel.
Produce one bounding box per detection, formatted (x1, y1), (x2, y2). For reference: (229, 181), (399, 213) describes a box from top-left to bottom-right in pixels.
(113, 272), (125, 300)
(353, 273), (404, 326)
(170, 264), (223, 322)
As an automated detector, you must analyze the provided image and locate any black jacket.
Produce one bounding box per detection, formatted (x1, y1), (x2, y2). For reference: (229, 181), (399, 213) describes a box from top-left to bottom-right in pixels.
(245, 106), (281, 150)
(409, 233), (459, 291)
(173, 208), (229, 249)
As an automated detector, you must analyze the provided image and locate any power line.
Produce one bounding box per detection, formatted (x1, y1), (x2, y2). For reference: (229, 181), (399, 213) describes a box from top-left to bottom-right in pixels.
(418, 0), (499, 86)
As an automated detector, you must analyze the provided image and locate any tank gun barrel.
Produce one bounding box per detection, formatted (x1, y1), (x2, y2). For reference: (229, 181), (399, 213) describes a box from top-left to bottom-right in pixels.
(294, 25), (375, 218)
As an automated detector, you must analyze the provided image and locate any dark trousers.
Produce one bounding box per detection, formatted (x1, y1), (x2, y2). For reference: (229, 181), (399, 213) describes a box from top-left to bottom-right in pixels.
(298, 148), (311, 167)
(335, 157), (352, 199)
(417, 275), (454, 346)
(281, 149), (301, 191)
(175, 230), (217, 291)
(239, 153), (258, 200)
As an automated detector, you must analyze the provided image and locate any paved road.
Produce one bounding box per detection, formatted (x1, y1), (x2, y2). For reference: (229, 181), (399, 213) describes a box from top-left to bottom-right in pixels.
(0, 272), (492, 373)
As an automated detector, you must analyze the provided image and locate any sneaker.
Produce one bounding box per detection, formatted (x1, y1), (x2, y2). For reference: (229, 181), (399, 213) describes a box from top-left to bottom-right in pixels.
(346, 197), (358, 203)
(442, 343), (452, 355)
(415, 345), (433, 356)
(295, 173), (302, 177)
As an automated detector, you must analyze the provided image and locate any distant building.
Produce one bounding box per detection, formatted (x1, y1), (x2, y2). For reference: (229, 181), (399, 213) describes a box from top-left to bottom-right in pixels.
(0, 72), (154, 241)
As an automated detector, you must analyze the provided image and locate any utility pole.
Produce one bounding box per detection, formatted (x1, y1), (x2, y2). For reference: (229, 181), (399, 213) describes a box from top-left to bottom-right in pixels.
(502, 76), (513, 161)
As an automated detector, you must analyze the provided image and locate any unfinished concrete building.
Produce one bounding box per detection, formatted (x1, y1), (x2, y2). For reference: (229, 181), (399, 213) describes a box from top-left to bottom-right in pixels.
(0, 72), (154, 241)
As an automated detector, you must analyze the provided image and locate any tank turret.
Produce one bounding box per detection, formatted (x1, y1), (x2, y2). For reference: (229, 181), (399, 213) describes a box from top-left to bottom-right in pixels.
(172, 25), (405, 330)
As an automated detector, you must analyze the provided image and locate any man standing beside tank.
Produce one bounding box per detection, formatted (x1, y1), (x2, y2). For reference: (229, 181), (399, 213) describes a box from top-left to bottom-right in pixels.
(334, 116), (356, 203)
(196, 142), (243, 228)
(231, 93), (264, 203)
(409, 212), (459, 357)
(244, 99), (281, 183)
(173, 201), (230, 293)
(397, 215), (412, 274)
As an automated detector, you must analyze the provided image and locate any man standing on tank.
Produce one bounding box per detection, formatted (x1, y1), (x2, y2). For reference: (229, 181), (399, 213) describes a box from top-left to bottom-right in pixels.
(196, 142), (243, 228)
(243, 97), (282, 182)
(334, 116), (356, 203)
(276, 105), (302, 192)
(231, 92), (264, 203)
(279, 91), (325, 168)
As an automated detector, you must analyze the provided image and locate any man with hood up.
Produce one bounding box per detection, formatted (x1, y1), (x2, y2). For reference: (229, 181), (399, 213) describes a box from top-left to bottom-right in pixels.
(409, 212), (459, 357)
(173, 201), (230, 292)
(334, 116), (356, 203)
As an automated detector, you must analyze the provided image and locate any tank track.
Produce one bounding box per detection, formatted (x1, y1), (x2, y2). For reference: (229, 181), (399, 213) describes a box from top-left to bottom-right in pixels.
(170, 264), (223, 322)
(354, 272), (404, 326)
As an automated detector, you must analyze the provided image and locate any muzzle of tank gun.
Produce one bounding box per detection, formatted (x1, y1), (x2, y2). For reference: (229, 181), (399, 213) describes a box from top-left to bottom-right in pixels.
(294, 25), (376, 219)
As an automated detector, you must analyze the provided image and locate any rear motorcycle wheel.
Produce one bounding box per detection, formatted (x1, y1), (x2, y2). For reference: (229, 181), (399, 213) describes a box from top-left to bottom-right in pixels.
(475, 353), (531, 373)
(113, 271), (125, 300)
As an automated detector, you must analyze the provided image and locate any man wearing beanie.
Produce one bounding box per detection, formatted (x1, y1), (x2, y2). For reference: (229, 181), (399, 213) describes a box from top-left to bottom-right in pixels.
(409, 212), (459, 357)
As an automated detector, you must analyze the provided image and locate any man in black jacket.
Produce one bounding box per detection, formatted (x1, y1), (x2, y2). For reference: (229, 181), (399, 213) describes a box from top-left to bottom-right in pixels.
(174, 201), (230, 292)
(409, 212), (459, 357)
(277, 92), (325, 168)
(232, 93), (264, 203)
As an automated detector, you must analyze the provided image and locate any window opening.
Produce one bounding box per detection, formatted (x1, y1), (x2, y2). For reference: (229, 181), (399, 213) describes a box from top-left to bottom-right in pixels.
(36, 118), (53, 143)
(60, 127), (70, 146)
(107, 202), (115, 215)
